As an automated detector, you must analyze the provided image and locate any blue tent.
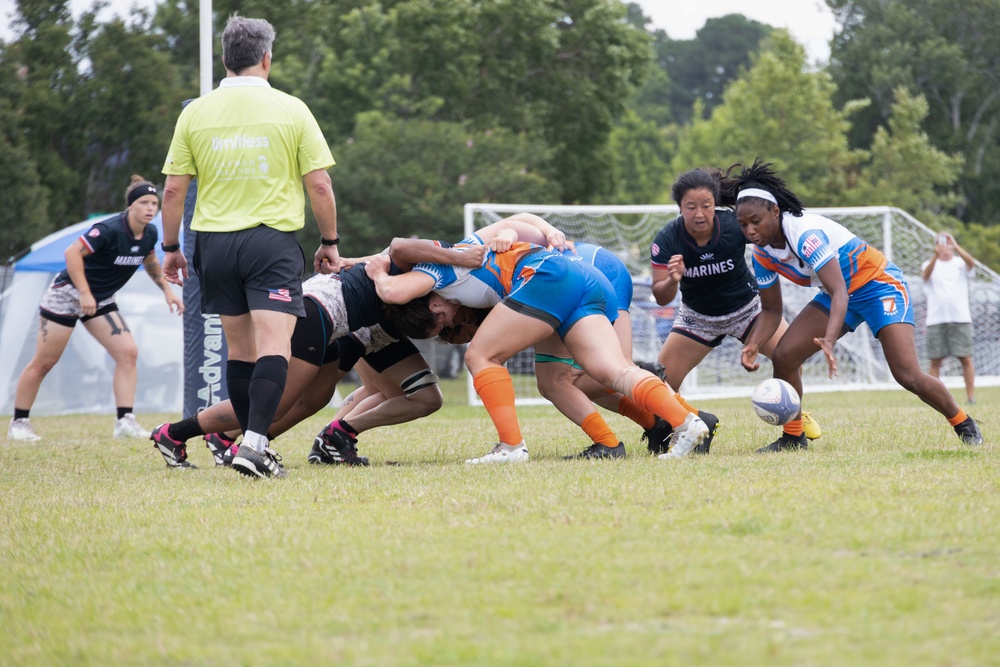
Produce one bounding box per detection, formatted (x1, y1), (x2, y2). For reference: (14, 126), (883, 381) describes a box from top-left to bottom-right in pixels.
(0, 212), (184, 416)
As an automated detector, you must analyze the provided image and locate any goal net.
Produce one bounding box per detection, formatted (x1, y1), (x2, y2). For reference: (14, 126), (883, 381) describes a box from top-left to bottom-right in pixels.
(461, 203), (1000, 404)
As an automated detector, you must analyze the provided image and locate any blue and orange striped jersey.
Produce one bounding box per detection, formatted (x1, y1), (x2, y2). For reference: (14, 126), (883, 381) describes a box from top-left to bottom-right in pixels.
(751, 212), (888, 294)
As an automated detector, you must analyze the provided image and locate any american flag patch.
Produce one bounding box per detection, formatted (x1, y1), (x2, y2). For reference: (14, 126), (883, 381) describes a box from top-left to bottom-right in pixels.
(268, 289), (292, 302)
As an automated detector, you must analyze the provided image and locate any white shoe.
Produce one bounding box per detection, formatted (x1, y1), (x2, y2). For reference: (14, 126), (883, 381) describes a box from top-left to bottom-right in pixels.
(114, 413), (150, 439)
(657, 413), (708, 460)
(465, 442), (530, 464)
(8, 418), (41, 441)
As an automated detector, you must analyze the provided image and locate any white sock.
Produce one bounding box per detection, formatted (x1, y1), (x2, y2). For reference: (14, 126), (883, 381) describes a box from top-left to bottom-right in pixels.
(243, 430), (269, 454)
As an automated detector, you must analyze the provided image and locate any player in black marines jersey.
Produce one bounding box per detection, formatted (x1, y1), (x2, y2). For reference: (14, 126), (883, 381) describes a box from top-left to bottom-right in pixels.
(8, 176), (183, 442)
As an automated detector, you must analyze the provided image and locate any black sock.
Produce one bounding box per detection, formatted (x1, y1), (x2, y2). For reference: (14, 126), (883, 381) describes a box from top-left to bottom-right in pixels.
(247, 355), (288, 437)
(339, 419), (358, 437)
(14, 408), (29, 420)
(116, 407), (133, 420)
(168, 416), (206, 442)
(227, 360), (256, 435)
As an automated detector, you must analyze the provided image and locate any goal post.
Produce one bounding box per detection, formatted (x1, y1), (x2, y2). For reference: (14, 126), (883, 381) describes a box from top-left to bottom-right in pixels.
(462, 203), (1000, 405)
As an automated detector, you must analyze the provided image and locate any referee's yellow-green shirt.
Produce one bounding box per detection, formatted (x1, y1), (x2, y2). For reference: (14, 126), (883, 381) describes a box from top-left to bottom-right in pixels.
(162, 77), (334, 233)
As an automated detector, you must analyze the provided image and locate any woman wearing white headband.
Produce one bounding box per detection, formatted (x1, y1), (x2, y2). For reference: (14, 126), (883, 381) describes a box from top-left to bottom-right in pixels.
(725, 159), (982, 451)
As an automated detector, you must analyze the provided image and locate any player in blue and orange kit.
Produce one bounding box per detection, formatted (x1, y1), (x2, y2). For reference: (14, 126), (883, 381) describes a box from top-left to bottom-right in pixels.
(367, 218), (712, 464)
(724, 159), (983, 451)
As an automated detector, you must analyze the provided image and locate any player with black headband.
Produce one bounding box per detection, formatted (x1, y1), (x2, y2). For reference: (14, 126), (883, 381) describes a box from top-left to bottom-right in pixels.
(8, 176), (184, 442)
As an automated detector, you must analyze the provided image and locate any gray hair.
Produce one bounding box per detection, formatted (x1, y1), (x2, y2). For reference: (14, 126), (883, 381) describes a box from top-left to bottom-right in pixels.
(221, 16), (275, 74)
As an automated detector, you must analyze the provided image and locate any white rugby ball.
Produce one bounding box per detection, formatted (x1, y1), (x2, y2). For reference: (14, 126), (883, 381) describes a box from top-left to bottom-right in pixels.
(751, 378), (801, 426)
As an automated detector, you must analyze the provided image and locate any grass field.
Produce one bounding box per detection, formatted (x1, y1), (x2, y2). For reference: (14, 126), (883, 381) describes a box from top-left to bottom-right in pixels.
(1, 383), (997, 666)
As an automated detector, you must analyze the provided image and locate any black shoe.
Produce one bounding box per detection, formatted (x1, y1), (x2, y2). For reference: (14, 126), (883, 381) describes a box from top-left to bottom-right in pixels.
(563, 442), (626, 460)
(307, 438), (337, 465)
(150, 423), (196, 469)
(231, 444), (286, 478)
(954, 416), (983, 446)
(204, 432), (238, 466)
(693, 411), (720, 454)
(642, 418), (673, 454)
(756, 432), (808, 453)
(310, 423), (370, 466)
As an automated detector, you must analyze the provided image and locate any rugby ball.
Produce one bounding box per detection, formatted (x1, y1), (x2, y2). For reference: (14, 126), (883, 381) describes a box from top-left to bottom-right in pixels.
(751, 378), (801, 426)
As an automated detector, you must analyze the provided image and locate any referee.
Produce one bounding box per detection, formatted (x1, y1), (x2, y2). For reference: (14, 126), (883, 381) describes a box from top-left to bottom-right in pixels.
(160, 15), (341, 478)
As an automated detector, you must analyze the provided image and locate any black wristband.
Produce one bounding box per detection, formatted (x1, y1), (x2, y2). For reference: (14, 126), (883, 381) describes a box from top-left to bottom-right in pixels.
(161, 242), (181, 252)
(320, 236), (340, 246)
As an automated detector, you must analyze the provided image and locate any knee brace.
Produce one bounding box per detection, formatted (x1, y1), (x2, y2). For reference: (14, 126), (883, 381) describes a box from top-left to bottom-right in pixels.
(609, 365), (646, 396)
(400, 369), (439, 395)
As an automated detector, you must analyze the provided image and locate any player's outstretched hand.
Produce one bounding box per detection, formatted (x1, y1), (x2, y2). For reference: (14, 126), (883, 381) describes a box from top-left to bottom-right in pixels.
(741, 342), (761, 372)
(814, 336), (838, 378)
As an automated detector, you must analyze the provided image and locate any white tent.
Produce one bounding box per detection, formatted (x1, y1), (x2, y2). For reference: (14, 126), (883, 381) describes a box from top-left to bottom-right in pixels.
(0, 214), (184, 416)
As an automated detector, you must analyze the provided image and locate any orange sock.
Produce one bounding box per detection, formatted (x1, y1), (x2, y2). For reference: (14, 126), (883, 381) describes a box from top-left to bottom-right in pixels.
(673, 392), (698, 414)
(473, 366), (522, 445)
(632, 375), (690, 428)
(581, 412), (619, 447)
(783, 418), (804, 437)
(947, 409), (968, 426)
(617, 396), (657, 430)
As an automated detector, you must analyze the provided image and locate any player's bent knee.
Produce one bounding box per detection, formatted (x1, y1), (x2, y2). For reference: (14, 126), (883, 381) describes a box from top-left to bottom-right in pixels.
(400, 369), (441, 416)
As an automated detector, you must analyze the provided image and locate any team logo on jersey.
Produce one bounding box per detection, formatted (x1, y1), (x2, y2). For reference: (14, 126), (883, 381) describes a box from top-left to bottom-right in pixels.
(881, 296), (898, 315)
(131, 246), (139, 252)
(88, 229), (101, 238)
(700, 252), (715, 262)
(651, 243), (660, 257)
(801, 233), (824, 259)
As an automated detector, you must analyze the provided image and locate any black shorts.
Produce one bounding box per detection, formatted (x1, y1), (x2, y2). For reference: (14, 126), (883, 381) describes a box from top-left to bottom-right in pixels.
(40, 302), (119, 328)
(290, 297), (339, 366)
(362, 337), (420, 373)
(194, 225), (305, 316)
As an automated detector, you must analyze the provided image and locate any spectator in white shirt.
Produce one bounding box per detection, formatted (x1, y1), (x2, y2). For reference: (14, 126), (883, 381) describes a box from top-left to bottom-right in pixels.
(922, 232), (976, 404)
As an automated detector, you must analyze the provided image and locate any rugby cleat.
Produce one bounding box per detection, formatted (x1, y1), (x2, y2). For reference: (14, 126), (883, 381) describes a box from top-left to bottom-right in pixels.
(756, 432), (808, 453)
(801, 411), (822, 440)
(150, 423), (196, 469)
(564, 442), (626, 460)
(954, 416), (983, 446)
(465, 442), (529, 464)
(658, 412), (709, 459)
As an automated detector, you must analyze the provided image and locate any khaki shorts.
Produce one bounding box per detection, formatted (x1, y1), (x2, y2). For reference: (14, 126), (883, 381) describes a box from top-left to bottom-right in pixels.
(926, 322), (973, 359)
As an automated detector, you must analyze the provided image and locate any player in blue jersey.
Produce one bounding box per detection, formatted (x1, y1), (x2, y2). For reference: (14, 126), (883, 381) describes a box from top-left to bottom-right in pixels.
(7, 176), (184, 443)
(651, 168), (821, 450)
(368, 217), (712, 464)
(724, 160), (983, 451)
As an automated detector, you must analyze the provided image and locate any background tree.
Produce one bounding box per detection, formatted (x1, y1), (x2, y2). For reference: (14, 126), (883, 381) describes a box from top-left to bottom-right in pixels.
(331, 112), (558, 253)
(858, 86), (963, 229)
(660, 14), (772, 125)
(0, 52), (49, 259)
(828, 0), (1000, 223)
(671, 31), (865, 205)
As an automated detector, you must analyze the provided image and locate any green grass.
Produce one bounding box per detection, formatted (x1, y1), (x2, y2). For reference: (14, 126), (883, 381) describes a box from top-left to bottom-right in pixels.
(2, 385), (998, 666)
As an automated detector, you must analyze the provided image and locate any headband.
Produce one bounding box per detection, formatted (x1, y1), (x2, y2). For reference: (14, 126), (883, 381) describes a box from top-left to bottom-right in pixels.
(737, 188), (777, 205)
(127, 184), (158, 207)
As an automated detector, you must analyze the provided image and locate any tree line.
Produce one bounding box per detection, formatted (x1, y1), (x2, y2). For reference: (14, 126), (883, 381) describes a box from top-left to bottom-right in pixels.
(2, 0), (1000, 269)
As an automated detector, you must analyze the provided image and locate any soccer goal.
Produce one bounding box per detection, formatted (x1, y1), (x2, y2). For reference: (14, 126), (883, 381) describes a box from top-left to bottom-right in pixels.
(462, 203), (1000, 405)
